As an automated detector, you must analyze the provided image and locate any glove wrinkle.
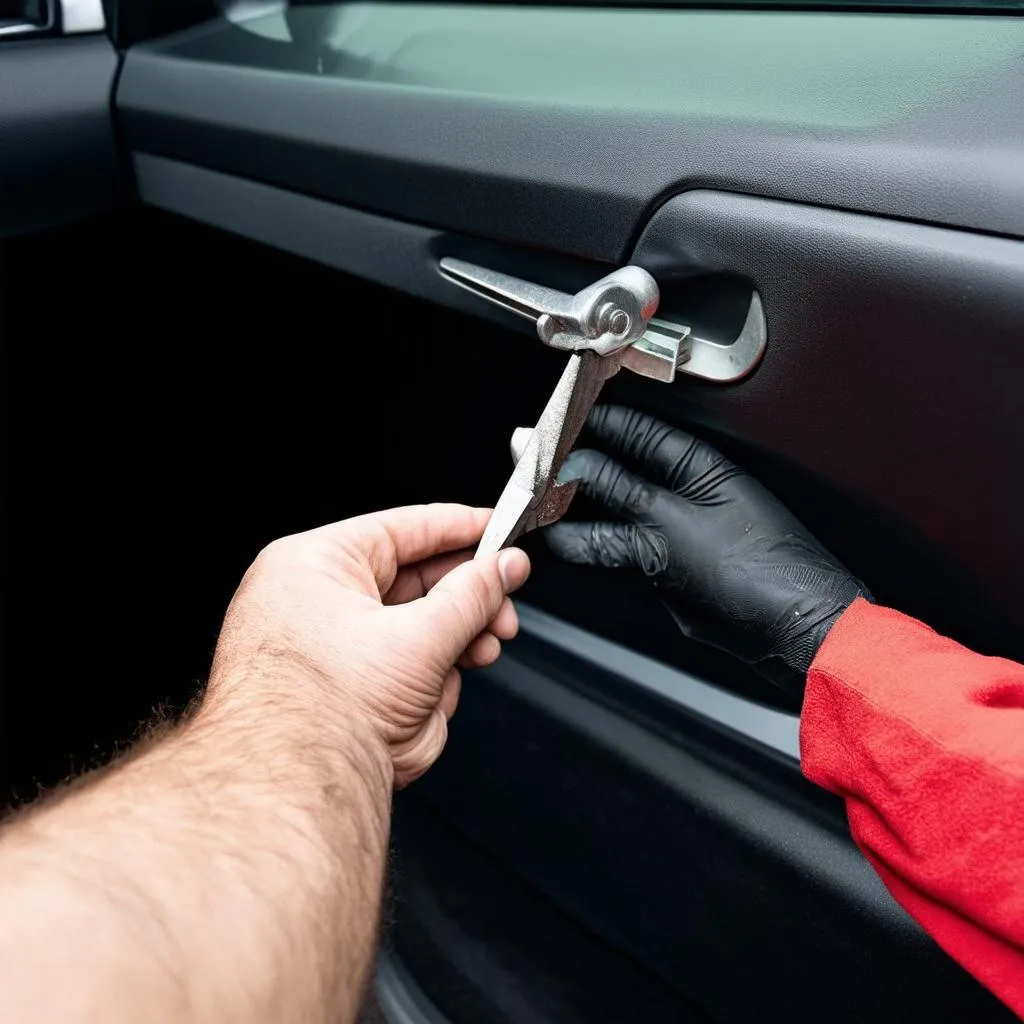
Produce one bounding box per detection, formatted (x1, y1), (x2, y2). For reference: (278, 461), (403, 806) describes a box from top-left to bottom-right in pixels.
(547, 405), (868, 698)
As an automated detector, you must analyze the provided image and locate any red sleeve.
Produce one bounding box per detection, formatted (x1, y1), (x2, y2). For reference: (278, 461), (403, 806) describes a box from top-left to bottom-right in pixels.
(801, 598), (1024, 1015)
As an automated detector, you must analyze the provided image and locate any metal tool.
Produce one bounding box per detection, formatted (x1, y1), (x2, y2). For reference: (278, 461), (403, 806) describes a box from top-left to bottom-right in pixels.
(440, 258), (693, 554)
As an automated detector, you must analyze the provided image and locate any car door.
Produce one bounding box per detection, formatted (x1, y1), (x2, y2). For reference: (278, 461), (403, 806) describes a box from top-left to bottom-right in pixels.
(7, 0), (1023, 1020)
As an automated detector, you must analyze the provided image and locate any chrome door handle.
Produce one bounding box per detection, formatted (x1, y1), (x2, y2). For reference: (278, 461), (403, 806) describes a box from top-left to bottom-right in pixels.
(439, 257), (664, 358)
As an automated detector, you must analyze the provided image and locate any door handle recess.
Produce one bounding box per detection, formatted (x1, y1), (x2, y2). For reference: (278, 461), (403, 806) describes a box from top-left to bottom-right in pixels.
(669, 292), (767, 383)
(439, 257), (766, 384)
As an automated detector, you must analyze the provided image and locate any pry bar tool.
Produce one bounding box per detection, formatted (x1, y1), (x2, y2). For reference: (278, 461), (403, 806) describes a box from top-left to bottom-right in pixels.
(439, 258), (691, 555)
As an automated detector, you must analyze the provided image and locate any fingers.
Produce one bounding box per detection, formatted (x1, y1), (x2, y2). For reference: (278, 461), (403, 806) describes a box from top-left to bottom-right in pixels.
(388, 567), (520, 646)
(588, 406), (734, 494)
(558, 449), (661, 521)
(456, 596), (520, 671)
(392, 708), (449, 789)
(438, 667), (462, 719)
(385, 549), (472, 606)
(334, 504), (492, 581)
(456, 597), (518, 671)
(458, 632), (502, 669)
(408, 548), (530, 665)
(545, 521), (668, 575)
(489, 596), (519, 641)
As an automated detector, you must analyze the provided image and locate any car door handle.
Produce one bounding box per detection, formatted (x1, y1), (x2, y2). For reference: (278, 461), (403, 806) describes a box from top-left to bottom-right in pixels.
(439, 257), (766, 384)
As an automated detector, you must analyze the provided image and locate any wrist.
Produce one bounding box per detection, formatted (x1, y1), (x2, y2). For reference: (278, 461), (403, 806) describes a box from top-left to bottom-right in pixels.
(194, 670), (395, 799)
(756, 587), (868, 701)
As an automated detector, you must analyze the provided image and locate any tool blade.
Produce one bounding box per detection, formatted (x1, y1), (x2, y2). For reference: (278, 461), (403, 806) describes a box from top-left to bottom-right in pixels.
(476, 481), (534, 556)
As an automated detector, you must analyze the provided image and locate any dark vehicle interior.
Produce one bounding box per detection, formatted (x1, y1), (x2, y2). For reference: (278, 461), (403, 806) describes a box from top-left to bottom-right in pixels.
(3, 1), (1023, 1020)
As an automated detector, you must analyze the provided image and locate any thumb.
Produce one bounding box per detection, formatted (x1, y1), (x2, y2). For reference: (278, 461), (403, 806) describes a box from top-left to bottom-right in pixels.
(407, 548), (531, 665)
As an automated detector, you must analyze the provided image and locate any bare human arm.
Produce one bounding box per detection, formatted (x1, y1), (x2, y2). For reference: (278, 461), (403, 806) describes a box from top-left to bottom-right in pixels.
(0, 504), (531, 1024)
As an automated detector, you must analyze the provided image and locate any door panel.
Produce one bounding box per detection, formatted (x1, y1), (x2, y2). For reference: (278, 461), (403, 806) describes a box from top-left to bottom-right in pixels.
(627, 190), (1024, 657)
(388, 793), (704, 1023)
(0, 35), (120, 236)
(402, 635), (1012, 1021)
(10, 3), (1010, 1020)
(117, 6), (1024, 256)
(130, 155), (1024, 664)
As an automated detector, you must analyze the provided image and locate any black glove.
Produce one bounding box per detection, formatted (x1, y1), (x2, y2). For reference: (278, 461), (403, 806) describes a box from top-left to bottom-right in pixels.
(546, 406), (870, 698)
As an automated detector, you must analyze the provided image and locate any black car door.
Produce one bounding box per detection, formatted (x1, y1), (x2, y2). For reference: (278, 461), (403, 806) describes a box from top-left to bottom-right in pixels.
(6, 1), (1023, 1021)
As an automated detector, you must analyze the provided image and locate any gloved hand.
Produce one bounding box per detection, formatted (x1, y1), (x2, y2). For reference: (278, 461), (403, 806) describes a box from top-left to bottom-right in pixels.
(546, 406), (870, 697)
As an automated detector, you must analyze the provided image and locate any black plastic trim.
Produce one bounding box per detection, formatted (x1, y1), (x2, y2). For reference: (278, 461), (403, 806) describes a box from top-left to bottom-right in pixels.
(518, 603), (801, 760)
(413, 645), (1014, 1021)
(0, 36), (121, 236)
(117, 6), (1024, 260)
(388, 793), (707, 1024)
